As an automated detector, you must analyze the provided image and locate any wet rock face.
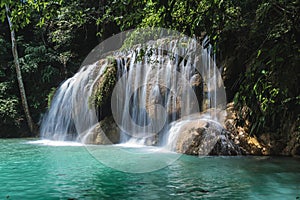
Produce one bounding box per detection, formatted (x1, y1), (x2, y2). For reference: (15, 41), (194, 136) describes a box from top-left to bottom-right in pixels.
(80, 116), (120, 145)
(99, 116), (120, 143)
(144, 68), (203, 120)
(173, 118), (241, 156)
(115, 58), (203, 120)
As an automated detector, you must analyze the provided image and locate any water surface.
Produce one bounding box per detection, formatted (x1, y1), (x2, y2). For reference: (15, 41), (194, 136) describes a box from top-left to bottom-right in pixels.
(0, 139), (299, 199)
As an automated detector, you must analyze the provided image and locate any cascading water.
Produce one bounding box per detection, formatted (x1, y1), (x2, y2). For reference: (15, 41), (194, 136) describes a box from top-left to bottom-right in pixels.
(40, 35), (226, 152)
(40, 61), (108, 140)
(163, 37), (227, 152)
(111, 39), (202, 145)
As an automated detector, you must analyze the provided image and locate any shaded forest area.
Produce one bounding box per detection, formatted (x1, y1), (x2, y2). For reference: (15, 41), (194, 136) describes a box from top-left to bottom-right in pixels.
(0, 0), (299, 140)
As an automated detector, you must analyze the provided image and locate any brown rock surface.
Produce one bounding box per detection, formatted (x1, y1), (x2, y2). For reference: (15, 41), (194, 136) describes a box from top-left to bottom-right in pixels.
(79, 116), (120, 144)
(171, 115), (241, 156)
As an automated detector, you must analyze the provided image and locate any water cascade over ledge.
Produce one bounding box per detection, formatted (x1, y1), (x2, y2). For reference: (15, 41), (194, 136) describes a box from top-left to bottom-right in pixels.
(40, 30), (236, 155)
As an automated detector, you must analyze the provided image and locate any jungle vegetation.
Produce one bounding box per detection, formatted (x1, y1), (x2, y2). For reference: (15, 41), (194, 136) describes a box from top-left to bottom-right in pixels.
(0, 0), (299, 138)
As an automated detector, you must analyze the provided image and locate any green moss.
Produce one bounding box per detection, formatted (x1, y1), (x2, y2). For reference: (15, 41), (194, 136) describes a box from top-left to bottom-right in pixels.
(90, 58), (117, 108)
(47, 87), (57, 109)
(106, 55), (115, 64)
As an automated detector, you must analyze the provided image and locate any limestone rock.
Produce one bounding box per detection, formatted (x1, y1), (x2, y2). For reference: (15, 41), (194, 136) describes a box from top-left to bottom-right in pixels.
(224, 102), (269, 155)
(171, 116), (241, 156)
(225, 102), (299, 156)
(80, 116), (120, 144)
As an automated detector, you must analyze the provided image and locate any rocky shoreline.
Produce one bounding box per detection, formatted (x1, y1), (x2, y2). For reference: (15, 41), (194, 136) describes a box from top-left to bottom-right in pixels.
(225, 102), (300, 157)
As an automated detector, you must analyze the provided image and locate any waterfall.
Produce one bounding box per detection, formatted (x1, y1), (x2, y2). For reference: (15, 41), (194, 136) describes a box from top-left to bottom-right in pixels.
(40, 35), (226, 151)
(163, 37), (227, 151)
(111, 36), (223, 146)
(40, 61), (108, 140)
(201, 36), (222, 118)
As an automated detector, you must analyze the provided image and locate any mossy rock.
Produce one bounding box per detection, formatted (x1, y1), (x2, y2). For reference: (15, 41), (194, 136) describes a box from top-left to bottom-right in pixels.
(90, 58), (117, 108)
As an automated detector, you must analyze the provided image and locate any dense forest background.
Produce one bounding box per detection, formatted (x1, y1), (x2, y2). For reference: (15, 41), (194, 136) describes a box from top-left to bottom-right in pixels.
(0, 0), (299, 140)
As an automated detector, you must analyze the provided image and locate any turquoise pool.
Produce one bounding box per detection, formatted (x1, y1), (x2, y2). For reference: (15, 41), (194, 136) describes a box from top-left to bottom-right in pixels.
(0, 139), (299, 199)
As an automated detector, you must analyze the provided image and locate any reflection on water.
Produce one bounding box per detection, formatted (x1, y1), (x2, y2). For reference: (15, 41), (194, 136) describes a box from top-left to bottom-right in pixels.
(0, 139), (299, 199)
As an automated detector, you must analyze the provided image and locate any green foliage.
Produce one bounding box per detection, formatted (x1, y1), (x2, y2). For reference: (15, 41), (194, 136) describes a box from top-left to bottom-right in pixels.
(0, 33), (21, 128)
(96, 0), (145, 36)
(140, 0), (166, 27)
(0, 82), (20, 126)
(47, 2), (86, 47)
(19, 44), (46, 73)
(0, 36), (11, 69)
(232, 0), (299, 135)
(121, 27), (171, 50)
(91, 59), (117, 108)
(0, 0), (63, 30)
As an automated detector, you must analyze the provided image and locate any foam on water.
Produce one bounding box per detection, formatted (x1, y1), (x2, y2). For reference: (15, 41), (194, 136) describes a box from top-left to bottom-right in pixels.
(115, 143), (147, 148)
(115, 143), (174, 154)
(27, 140), (83, 146)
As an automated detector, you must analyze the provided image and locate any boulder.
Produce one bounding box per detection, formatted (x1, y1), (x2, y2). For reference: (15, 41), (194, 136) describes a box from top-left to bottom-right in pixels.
(169, 115), (241, 156)
(79, 116), (120, 144)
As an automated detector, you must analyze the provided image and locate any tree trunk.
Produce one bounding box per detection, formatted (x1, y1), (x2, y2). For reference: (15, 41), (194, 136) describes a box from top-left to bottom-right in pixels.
(5, 5), (36, 134)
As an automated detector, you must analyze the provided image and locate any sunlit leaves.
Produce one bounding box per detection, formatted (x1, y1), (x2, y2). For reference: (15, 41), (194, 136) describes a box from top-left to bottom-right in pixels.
(0, 0), (63, 30)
